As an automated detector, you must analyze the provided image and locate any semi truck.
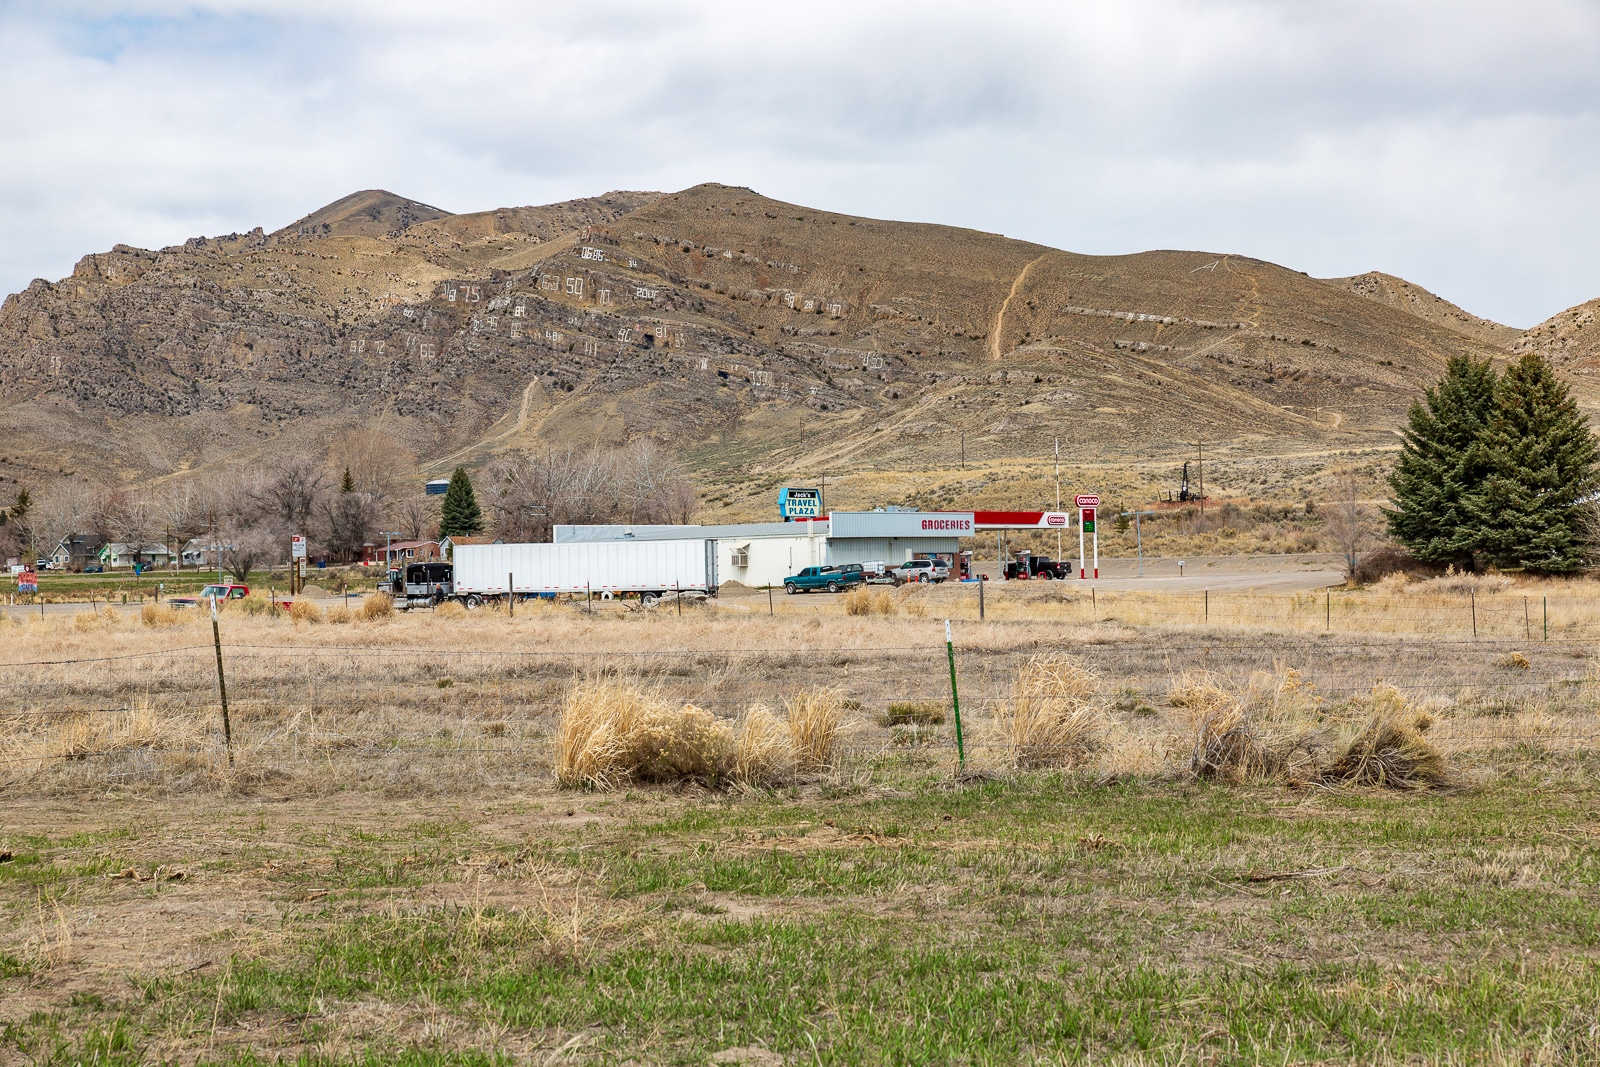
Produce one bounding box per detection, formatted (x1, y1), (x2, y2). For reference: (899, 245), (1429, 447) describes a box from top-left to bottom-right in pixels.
(384, 539), (719, 609)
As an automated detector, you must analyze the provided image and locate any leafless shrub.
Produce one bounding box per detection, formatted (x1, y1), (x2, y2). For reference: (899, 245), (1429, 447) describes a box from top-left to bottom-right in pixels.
(1323, 685), (1447, 789)
(358, 593), (394, 621)
(997, 654), (1104, 768)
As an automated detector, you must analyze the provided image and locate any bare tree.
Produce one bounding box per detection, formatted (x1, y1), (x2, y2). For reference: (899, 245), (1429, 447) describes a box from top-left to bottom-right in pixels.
(96, 487), (161, 569)
(327, 427), (413, 506)
(390, 494), (440, 542)
(320, 486), (378, 563)
(1323, 470), (1380, 583)
(252, 459), (325, 538)
(220, 524), (275, 583)
(483, 443), (700, 541)
(23, 481), (97, 561)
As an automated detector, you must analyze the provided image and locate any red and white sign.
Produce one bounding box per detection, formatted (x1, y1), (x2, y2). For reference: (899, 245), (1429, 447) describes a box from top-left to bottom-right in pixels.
(1074, 494), (1100, 508)
(918, 516), (974, 533)
(291, 535), (307, 559)
(973, 511), (1070, 530)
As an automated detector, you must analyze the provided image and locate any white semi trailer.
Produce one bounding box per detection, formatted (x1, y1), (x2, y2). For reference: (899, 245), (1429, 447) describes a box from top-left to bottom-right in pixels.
(440, 539), (719, 608)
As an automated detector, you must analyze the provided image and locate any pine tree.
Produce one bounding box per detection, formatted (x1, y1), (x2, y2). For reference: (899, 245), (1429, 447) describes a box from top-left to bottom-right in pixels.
(1467, 354), (1600, 573)
(11, 487), (31, 521)
(439, 467), (484, 537)
(1384, 356), (1498, 568)
(341, 467), (355, 494)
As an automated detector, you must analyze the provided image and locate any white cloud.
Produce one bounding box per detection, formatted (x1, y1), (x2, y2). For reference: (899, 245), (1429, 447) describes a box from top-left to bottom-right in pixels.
(2, 0), (1598, 326)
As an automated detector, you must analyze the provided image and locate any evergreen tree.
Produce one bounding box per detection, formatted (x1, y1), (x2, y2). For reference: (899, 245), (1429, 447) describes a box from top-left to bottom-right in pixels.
(1467, 354), (1600, 573)
(439, 467), (484, 537)
(340, 467), (355, 494)
(1384, 356), (1498, 567)
(12, 487), (30, 520)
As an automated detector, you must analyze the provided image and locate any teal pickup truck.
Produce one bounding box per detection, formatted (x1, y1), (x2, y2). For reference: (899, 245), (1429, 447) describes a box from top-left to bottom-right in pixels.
(783, 565), (866, 594)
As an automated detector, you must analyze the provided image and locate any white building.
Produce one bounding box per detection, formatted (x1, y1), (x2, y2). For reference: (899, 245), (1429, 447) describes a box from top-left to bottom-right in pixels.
(555, 511), (976, 589)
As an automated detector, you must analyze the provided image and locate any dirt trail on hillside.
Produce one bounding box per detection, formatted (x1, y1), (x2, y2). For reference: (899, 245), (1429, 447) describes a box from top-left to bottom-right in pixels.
(991, 253), (1052, 360)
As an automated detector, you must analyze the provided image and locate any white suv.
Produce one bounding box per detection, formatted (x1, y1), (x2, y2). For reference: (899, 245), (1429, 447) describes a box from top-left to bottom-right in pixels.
(898, 558), (950, 583)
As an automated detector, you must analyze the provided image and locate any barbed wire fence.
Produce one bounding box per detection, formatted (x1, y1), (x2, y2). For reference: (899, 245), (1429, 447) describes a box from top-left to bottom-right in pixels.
(4, 603), (1600, 792)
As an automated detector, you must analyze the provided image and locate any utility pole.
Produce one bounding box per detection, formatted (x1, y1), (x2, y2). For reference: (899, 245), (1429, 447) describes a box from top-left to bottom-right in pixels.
(961, 432), (965, 471)
(1054, 436), (1062, 564)
(1197, 438), (1206, 520)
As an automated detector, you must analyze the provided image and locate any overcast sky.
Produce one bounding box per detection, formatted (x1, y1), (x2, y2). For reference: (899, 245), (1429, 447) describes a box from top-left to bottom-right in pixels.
(2, 0), (1597, 328)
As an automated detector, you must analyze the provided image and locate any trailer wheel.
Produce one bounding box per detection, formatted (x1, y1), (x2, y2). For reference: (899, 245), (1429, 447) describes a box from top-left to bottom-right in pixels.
(642, 592), (660, 607)
(464, 594), (483, 609)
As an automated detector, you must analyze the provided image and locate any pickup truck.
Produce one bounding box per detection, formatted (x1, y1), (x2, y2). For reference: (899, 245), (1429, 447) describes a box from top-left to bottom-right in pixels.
(783, 566), (866, 594)
(1005, 556), (1071, 580)
(168, 583), (250, 607)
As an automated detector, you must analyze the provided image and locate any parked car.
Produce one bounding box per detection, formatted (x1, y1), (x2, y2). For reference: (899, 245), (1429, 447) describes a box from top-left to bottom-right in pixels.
(169, 583), (250, 607)
(898, 559), (950, 584)
(783, 565), (867, 594)
(81, 565), (103, 574)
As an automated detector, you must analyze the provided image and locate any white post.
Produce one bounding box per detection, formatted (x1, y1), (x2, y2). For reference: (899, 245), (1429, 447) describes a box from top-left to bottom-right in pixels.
(1078, 509), (1086, 579)
(1092, 508), (1099, 579)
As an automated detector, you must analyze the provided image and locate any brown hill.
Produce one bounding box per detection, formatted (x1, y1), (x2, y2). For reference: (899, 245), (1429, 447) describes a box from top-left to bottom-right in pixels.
(277, 189), (453, 239)
(1511, 298), (1600, 374)
(0, 182), (1575, 518)
(1321, 271), (1522, 348)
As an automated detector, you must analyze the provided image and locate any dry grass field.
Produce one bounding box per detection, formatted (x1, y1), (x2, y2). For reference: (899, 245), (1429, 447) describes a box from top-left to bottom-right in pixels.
(4, 582), (1600, 1064)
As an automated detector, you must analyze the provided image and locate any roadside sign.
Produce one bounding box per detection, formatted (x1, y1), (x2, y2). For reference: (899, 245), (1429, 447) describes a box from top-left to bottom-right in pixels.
(291, 535), (307, 559)
(1074, 494), (1100, 508)
(778, 487), (822, 519)
(297, 558), (308, 579)
(17, 569), (37, 593)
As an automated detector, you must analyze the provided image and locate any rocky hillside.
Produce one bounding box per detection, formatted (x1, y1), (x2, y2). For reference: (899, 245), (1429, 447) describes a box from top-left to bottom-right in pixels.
(1321, 271), (1522, 348)
(0, 183), (1581, 516)
(1511, 298), (1600, 374)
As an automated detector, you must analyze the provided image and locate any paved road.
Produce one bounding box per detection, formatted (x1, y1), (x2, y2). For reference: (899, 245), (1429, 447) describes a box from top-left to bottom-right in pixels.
(973, 553), (1347, 594)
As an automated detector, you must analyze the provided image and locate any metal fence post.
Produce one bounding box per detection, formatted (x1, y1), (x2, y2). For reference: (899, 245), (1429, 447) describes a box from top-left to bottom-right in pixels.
(508, 573), (514, 617)
(768, 586), (774, 615)
(1470, 589), (1477, 640)
(210, 597), (234, 767)
(978, 575), (985, 620)
(1544, 596), (1548, 641)
(945, 619), (964, 767)
(1325, 589), (1330, 631)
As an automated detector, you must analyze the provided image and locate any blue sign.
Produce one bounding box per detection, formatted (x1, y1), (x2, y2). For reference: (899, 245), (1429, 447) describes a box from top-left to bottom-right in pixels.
(778, 487), (822, 519)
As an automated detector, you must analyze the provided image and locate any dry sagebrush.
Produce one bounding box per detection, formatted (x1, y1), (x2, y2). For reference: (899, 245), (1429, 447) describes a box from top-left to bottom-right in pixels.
(996, 654), (1105, 769)
(555, 678), (845, 789)
(1324, 684), (1447, 789)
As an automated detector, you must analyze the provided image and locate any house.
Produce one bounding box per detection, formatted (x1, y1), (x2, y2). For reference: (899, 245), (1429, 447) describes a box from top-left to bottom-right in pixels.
(440, 534), (503, 559)
(180, 538), (233, 568)
(385, 539), (442, 565)
(97, 542), (173, 570)
(50, 533), (107, 571)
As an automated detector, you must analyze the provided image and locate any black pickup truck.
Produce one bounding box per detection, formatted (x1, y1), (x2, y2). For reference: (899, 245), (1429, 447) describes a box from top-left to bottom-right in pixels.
(1004, 556), (1072, 580)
